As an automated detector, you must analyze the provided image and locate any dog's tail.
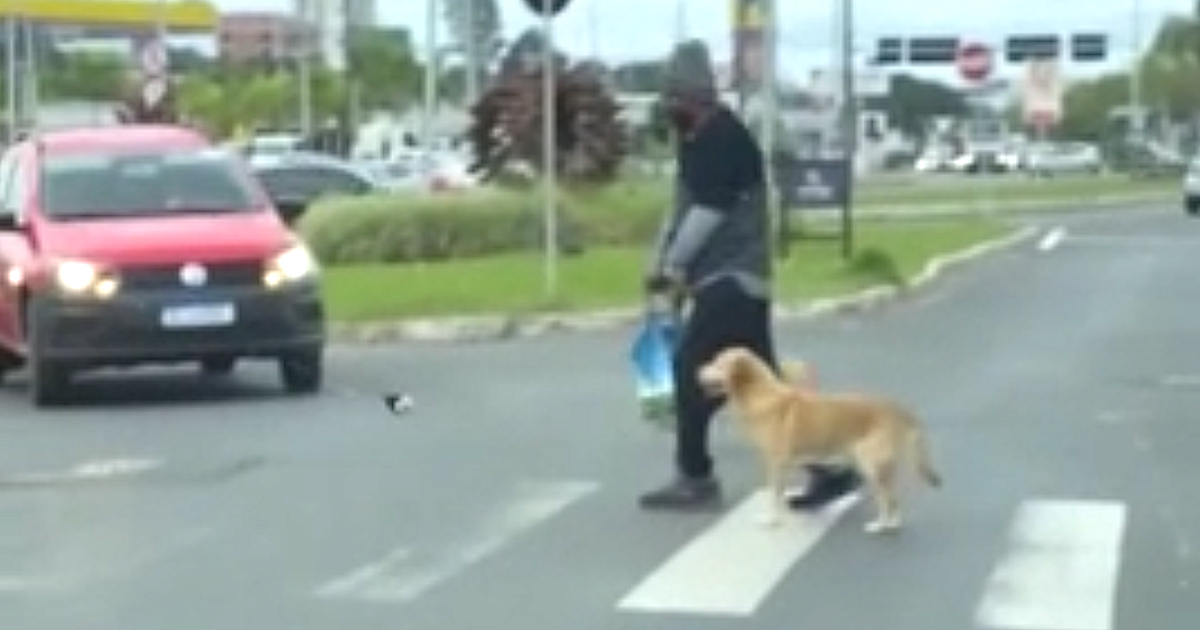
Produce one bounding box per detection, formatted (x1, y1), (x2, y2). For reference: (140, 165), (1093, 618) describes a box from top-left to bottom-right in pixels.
(907, 424), (943, 488)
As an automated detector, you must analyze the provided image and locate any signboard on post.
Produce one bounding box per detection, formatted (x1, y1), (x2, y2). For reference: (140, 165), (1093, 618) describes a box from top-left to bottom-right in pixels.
(1021, 58), (1062, 134)
(773, 156), (849, 256)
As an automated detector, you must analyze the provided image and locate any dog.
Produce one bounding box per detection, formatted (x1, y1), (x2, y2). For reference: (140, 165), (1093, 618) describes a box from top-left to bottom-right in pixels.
(697, 347), (942, 534)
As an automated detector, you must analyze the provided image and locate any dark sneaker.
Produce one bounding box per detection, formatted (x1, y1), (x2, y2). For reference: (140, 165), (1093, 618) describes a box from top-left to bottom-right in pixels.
(638, 476), (722, 511)
(788, 466), (861, 511)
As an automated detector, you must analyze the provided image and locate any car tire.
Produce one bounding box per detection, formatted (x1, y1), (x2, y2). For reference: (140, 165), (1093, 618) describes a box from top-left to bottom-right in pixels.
(200, 356), (237, 376)
(26, 300), (71, 407)
(279, 349), (322, 394)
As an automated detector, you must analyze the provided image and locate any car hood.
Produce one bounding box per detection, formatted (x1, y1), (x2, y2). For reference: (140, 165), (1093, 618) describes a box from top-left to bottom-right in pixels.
(34, 211), (293, 265)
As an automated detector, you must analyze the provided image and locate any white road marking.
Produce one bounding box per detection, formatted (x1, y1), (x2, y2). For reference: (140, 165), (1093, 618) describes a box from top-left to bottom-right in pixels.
(617, 490), (860, 617)
(975, 499), (1128, 630)
(0, 457), (163, 486)
(314, 479), (597, 603)
(1037, 226), (1067, 251)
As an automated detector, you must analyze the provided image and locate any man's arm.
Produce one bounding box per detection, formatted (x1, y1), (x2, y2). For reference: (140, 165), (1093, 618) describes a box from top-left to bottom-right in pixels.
(659, 127), (740, 275)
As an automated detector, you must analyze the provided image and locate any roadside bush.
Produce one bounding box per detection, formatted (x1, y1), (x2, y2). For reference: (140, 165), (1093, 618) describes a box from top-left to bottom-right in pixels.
(297, 179), (675, 265)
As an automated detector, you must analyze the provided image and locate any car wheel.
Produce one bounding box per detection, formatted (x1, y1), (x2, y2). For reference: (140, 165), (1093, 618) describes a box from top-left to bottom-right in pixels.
(279, 349), (323, 394)
(200, 356), (237, 376)
(26, 300), (71, 407)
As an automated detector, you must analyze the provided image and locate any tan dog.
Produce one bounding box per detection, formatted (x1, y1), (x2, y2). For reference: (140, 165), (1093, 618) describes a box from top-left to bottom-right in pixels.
(697, 347), (942, 534)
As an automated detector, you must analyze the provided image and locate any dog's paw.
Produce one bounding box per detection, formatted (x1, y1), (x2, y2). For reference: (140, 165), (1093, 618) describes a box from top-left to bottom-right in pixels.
(864, 518), (902, 534)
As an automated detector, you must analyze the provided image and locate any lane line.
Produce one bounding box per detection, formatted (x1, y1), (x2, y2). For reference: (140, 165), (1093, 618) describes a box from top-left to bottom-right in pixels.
(616, 490), (859, 617)
(314, 479), (597, 603)
(1037, 227), (1067, 251)
(975, 499), (1128, 630)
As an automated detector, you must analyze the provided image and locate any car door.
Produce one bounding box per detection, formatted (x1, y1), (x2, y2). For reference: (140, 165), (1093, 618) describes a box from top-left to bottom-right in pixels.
(0, 145), (29, 347)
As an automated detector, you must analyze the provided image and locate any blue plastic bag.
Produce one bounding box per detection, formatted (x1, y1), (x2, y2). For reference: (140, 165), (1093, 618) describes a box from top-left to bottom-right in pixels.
(630, 307), (681, 431)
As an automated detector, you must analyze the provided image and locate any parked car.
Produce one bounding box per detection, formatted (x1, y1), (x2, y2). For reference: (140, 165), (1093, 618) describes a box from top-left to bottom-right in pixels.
(1182, 155), (1200, 215)
(250, 152), (381, 220)
(0, 124), (326, 405)
(1025, 142), (1104, 176)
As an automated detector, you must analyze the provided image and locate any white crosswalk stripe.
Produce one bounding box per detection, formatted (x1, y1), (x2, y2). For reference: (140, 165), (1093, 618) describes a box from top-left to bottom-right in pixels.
(301, 481), (1135, 629)
(975, 499), (1128, 630)
(313, 479), (597, 603)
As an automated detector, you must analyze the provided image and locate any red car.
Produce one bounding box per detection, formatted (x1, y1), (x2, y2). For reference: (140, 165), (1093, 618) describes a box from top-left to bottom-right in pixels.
(0, 124), (326, 406)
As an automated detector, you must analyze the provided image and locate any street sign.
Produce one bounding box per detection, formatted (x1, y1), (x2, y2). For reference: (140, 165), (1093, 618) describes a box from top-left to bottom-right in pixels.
(956, 42), (993, 83)
(141, 77), (167, 109)
(138, 37), (167, 75)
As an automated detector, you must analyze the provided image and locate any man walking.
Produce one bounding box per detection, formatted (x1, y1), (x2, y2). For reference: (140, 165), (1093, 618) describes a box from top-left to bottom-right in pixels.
(639, 39), (860, 512)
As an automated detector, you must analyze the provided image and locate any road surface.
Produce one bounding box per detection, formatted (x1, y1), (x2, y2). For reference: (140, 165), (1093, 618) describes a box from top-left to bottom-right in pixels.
(0, 206), (1193, 630)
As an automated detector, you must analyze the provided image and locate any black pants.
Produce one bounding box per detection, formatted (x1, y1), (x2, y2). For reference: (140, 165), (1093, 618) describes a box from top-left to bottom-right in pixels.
(673, 277), (776, 479)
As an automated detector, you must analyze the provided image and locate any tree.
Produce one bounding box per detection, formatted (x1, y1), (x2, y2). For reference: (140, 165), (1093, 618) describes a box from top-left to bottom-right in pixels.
(41, 52), (127, 101)
(346, 27), (422, 110)
(862, 74), (969, 138)
(466, 39), (627, 185)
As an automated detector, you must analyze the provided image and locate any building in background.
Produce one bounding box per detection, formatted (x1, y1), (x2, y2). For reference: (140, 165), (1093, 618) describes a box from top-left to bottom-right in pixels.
(217, 11), (312, 66)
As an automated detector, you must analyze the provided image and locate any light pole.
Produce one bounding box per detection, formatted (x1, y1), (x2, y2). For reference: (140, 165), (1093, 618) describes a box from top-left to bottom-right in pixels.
(539, 5), (559, 298)
(421, 0), (439, 152)
(837, 0), (856, 260)
(1128, 0), (1143, 138)
(5, 11), (16, 143)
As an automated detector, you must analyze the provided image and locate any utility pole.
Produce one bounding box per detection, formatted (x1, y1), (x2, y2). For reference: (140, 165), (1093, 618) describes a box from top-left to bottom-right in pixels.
(1128, 0), (1143, 139)
(5, 12), (17, 143)
(539, 4), (558, 298)
(838, 0), (856, 260)
(421, 0), (439, 152)
(464, 0), (479, 106)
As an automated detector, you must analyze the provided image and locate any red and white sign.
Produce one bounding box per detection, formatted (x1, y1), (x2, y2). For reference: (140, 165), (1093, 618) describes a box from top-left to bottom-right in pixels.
(956, 42), (993, 83)
(1021, 58), (1063, 132)
(137, 36), (168, 76)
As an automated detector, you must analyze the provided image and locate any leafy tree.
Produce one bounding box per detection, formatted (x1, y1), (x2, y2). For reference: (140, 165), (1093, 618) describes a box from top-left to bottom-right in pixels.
(862, 74), (969, 139)
(346, 27), (422, 110)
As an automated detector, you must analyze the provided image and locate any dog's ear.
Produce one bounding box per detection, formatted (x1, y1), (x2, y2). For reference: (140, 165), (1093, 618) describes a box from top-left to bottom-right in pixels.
(724, 351), (756, 389)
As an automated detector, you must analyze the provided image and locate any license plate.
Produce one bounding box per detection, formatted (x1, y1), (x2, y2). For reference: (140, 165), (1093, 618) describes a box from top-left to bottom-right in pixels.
(160, 303), (236, 329)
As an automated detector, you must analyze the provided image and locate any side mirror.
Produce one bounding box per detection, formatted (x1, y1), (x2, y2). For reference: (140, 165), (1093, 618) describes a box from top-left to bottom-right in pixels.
(272, 197), (309, 226)
(0, 213), (19, 231)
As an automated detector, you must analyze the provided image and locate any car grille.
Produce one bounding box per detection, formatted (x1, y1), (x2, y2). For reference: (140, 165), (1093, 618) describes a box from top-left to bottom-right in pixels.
(119, 260), (264, 291)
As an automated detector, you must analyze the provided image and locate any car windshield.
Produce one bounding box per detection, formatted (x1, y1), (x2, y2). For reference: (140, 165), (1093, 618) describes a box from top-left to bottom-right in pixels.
(41, 148), (260, 219)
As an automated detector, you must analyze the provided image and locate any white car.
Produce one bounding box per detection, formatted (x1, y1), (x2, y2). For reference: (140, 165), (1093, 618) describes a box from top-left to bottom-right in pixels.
(1182, 156), (1200, 215)
(1025, 143), (1104, 176)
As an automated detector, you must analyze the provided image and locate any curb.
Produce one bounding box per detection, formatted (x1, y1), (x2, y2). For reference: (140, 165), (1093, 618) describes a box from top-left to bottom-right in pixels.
(328, 224), (1041, 345)
(807, 192), (1169, 221)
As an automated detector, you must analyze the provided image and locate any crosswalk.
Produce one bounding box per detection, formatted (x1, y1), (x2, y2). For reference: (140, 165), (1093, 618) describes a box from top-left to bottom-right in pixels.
(302, 478), (1130, 630)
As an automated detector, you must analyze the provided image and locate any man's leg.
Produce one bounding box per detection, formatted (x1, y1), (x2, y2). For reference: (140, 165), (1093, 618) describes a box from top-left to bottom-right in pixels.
(639, 280), (742, 510)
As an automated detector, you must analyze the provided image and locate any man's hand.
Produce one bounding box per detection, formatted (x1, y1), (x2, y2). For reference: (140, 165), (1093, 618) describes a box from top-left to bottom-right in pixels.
(644, 267), (684, 296)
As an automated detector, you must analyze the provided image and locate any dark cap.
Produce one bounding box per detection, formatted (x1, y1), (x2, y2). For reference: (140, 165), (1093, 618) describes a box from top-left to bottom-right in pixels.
(662, 39), (718, 104)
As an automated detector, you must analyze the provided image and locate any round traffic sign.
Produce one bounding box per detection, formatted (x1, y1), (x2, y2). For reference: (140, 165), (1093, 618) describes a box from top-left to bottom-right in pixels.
(956, 42), (993, 83)
(139, 38), (168, 75)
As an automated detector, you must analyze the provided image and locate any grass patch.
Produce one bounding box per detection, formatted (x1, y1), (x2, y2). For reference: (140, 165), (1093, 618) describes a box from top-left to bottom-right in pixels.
(320, 217), (1011, 322)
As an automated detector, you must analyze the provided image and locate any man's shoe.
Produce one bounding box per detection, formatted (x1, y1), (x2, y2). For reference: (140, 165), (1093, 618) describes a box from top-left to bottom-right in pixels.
(638, 476), (722, 511)
(788, 466), (861, 511)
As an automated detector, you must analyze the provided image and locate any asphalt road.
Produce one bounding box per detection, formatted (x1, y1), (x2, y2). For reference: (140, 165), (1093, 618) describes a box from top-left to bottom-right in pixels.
(0, 205), (1195, 630)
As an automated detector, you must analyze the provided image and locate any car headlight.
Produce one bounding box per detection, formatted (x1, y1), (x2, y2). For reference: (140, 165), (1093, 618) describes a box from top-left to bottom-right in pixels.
(54, 260), (119, 298)
(263, 243), (318, 288)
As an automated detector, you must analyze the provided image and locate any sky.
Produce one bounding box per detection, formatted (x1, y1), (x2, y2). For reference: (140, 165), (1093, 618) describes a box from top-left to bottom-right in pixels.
(214, 0), (1196, 85)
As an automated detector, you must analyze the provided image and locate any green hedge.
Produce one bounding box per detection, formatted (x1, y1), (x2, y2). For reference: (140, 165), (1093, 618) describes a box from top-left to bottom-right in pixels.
(297, 181), (673, 265)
